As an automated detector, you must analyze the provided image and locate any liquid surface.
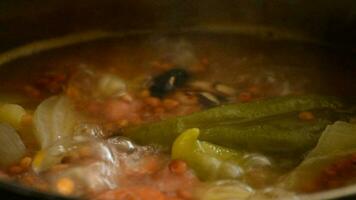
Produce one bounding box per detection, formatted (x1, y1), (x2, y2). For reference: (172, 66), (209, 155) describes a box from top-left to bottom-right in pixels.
(0, 32), (355, 199)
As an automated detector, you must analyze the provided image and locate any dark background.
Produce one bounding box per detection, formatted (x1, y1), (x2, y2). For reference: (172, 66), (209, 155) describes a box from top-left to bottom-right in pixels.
(0, 0), (355, 52)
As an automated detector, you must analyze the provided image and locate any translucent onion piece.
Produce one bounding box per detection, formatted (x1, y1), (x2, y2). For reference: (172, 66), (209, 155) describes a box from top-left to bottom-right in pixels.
(306, 121), (356, 158)
(0, 103), (26, 130)
(248, 188), (298, 200)
(195, 180), (254, 200)
(32, 136), (116, 173)
(0, 123), (26, 167)
(32, 138), (77, 173)
(33, 95), (82, 149)
(73, 123), (105, 138)
(32, 125), (118, 173)
(97, 74), (126, 98)
(284, 121), (356, 191)
(50, 161), (118, 196)
(68, 68), (128, 101)
(298, 184), (356, 200)
(34, 138), (120, 194)
(196, 181), (298, 200)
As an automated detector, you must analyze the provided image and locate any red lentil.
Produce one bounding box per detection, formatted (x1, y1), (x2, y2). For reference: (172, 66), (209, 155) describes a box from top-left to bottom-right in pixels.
(24, 85), (41, 99)
(238, 92), (252, 102)
(140, 89), (150, 98)
(163, 99), (180, 110)
(144, 97), (161, 107)
(8, 166), (23, 175)
(19, 157), (32, 169)
(299, 111), (315, 121)
(21, 114), (33, 126)
(169, 160), (188, 175)
(56, 177), (75, 196)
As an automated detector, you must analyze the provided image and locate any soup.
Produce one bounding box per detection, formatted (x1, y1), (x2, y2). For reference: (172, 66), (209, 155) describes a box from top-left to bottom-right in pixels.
(0, 31), (355, 200)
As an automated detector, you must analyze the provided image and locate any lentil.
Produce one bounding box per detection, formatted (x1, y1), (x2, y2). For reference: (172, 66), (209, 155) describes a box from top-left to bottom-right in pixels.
(19, 157), (32, 169)
(163, 99), (180, 110)
(299, 111), (315, 121)
(8, 166), (23, 175)
(238, 92), (252, 102)
(140, 89), (150, 98)
(56, 177), (75, 196)
(169, 160), (188, 175)
(144, 97), (161, 107)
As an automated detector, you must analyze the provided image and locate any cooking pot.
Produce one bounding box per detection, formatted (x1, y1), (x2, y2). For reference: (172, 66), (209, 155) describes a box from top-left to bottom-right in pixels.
(0, 0), (355, 199)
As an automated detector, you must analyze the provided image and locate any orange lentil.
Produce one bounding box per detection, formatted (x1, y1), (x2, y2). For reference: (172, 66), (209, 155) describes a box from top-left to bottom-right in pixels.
(66, 86), (80, 99)
(140, 89), (151, 98)
(248, 85), (260, 95)
(169, 160), (187, 175)
(299, 111), (315, 121)
(118, 119), (129, 127)
(143, 156), (161, 174)
(24, 85), (41, 98)
(144, 97), (161, 107)
(238, 92), (252, 102)
(21, 113), (33, 126)
(154, 107), (165, 115)
(0, 171), (9, 180)
(19, 157), (32, 169)
(177, 189), (192, 199)
(56, 177), (75, 196)
(163, 99), (180, 110)
(8, 166), (23, 174)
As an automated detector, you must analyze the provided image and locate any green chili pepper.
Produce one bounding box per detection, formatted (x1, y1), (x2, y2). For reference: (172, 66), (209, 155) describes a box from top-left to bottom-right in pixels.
(200, 117), (330, 154)
(172, 128), (244, 180)
(181, 95), (341, 127)
(126, 95), (342, 154)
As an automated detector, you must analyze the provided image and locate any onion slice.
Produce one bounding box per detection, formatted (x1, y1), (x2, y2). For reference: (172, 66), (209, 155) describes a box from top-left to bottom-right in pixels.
(0, 123), (26, 167)
(33, 95), (82, 149)
(0, 103), (26, 130)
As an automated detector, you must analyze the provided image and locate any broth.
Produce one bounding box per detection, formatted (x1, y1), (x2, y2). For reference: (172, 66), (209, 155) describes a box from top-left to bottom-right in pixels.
(0, 32), (355, 199)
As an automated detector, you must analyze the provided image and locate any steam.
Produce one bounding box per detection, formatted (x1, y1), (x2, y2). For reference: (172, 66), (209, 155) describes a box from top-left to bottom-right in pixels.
(154, 38), (199, 68)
